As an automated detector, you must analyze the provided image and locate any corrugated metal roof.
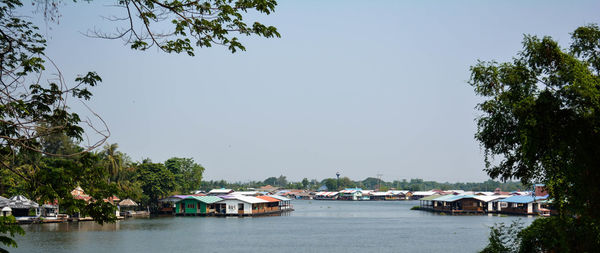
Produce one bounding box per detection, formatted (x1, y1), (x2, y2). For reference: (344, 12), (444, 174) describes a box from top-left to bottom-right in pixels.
(231, 191), (259, 196)
(256, 196), (279, 202)
(432, 194), (456, 201)
(208, 189), (233, 194)
(315, 192), (339, 196)
(387, 190), (409, 195)
(500, 195), (547, 204)
(444, 195), (472, 202)
(473, 195), (506, 202)
(186, 196), (223, 204)
(268, 195), (291, 201)
(219, 195), (268, 204)
(371, 192), (389, 196)
(412, 191), (437, 196)
(419, 195), (443, 201)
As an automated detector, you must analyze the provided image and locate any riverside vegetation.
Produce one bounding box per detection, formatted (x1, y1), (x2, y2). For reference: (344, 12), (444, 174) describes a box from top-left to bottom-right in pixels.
(0, 0), (279, 252)
(472, 24), (600, 252)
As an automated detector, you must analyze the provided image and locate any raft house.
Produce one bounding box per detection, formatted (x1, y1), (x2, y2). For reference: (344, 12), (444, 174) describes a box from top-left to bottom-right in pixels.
(162, 192), (294, 217)
(417, 190), (551, 216)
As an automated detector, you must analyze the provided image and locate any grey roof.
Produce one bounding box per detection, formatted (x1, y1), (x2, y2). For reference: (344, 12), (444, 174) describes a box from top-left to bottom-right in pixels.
(0, 195), (39, 209)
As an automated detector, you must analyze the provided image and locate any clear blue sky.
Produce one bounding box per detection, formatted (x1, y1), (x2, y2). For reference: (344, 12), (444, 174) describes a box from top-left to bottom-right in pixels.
(25, 0), (600, 182)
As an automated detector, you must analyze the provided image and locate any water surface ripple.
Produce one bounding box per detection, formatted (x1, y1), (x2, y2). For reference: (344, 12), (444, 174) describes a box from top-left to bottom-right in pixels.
(14, 200), (534, 253)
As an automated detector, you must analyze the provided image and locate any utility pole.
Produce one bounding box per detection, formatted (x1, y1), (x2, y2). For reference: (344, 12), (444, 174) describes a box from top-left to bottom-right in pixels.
(377, 173), (383, 191)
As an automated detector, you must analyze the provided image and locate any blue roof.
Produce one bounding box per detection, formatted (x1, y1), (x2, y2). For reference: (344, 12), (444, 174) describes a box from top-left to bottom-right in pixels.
(344, 188), (363, 191)
(500, 195), (547, 204)
(432, 195), (456, 201)
(433, 194), (478, 202)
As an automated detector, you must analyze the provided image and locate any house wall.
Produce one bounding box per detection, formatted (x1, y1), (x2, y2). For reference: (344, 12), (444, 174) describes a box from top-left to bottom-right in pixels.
(199, 203), (207, 214)
(243, 202), (252, 214)
(175, 199), (200, 214)
(223, 200), (239, 214)
(222, 200), (252, 215)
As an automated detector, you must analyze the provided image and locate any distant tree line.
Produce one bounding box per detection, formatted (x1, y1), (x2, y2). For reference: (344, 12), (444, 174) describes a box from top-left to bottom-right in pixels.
(200, 176), (524, 192)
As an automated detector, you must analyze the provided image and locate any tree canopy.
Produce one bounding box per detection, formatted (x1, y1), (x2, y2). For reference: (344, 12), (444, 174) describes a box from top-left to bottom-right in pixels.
(0, 0), (280, 251)
(471, 24), (600, 252)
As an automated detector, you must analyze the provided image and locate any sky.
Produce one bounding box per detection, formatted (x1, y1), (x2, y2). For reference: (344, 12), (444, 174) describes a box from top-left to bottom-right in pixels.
(22, 0), (600, 183)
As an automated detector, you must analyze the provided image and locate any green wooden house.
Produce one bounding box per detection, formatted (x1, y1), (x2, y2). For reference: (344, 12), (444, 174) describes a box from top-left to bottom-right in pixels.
(175, 196), (223, 215)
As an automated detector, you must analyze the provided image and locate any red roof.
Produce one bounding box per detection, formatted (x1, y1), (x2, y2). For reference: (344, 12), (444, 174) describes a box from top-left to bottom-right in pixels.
(256, 196), (279, 202)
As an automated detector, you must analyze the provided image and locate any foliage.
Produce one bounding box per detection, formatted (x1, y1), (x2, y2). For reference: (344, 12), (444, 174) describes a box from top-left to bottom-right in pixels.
(472, 24), (600, 251)
(479, 220), (524, 253)
(1, 0), (280, 250)
(0, 216), (24, 253)
(301, 178), (309, 189)
(198, 177), (523, 192)
(518, 216), (600, 253)
(263, 175), (288, 187)
(135, 161), (176, 212)
(165, 157), (204, 194)
(68, 0), (280, 55)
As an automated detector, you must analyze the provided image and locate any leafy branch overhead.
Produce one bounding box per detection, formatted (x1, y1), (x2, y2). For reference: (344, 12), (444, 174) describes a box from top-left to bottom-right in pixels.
(87, 0), (281, 55)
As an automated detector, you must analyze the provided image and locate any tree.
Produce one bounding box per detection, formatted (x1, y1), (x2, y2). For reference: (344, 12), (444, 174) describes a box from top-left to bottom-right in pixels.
(275, 175), (287, 187)
(136, 161), (176, 212)
(99, 143), (124, 183)
(1, 0), (280, 251)
(82, 0), (280, 55)
(164, 157), (205, 194)
(263, 176), (277, 186)
(322, 178), (337, 191)
(301, 178), (309, 189)
(471, 24), (600, 251)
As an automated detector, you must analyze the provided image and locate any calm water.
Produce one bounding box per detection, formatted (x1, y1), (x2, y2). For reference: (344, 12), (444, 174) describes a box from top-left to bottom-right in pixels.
(13, 200), (534, 253)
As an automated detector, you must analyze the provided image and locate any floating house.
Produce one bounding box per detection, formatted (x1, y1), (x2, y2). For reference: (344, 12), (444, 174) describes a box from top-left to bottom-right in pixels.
(338, 188), (363, 200)
(386, 190), (411, 200)
(175, 196), (223, 216)
(158, 195), (188, 214)
(411, 191), (438, 200)
(256, 196), (281, 213)
(267, 195), (293, 210)
(370, 192), (388, 200)
(216, 195), (270, 216)
(207, 188), (234, 196)
(314, 192), (338, 200)
(496, 195), (548, 215)
(418, 194), (442, 209)
(429, 195), (507, 214)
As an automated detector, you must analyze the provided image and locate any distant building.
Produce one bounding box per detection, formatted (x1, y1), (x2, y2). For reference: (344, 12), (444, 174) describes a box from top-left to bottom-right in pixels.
(207, 188), (234, 195)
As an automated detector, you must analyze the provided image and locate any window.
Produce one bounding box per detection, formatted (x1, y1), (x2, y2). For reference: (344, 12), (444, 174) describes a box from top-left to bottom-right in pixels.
(238, 203), (244, 210)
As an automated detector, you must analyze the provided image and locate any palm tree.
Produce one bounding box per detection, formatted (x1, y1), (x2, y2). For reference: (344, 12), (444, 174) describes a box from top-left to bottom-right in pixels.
(101, 143), (123, 183)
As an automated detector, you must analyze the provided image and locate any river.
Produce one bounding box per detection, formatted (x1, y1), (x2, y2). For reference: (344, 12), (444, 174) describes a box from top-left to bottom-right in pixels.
(12, 200), (534, 253)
